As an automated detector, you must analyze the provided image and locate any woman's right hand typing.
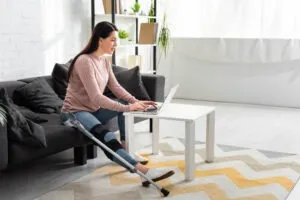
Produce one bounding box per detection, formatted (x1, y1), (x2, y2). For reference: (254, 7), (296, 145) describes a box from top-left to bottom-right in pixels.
(129, 102), (147, 111)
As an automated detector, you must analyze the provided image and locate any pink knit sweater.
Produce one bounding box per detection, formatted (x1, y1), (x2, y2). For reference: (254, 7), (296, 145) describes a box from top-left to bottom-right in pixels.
(62, 54), (138, 113)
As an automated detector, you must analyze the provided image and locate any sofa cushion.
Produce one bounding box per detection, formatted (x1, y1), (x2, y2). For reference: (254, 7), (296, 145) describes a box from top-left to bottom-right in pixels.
(0, 81), (26, 98)
(13, 78), (63, 114)
(0, 88), (47, 148)
(19, 76), (55, 91)
(36, 113), (63, 126)
(51, 60), (72, 100)
(104, 66), (151, 100)
(112, 65), (128, 73)
(17, 106), (48, 124)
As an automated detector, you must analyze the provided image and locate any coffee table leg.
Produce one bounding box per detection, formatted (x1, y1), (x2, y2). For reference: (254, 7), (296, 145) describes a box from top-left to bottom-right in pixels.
(206, 111), (215, 163)
(152, 118), (159, 155)
(125, 115), (134, 156)
(185, 120), (195, 181)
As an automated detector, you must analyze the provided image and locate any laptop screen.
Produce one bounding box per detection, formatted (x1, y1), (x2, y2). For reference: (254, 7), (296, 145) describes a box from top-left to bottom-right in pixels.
(159, 84), (179, 111)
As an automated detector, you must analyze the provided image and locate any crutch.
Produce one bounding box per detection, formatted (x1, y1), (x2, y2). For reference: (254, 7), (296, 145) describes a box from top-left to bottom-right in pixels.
(67, 113), (170, 197)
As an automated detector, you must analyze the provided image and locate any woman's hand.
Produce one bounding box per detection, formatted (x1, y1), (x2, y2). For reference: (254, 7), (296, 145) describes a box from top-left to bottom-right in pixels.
(129, 101), (157, 111)
(138, 100), (158, 110)
(129, 101), (148, 111)
(139, 100), (157, 107)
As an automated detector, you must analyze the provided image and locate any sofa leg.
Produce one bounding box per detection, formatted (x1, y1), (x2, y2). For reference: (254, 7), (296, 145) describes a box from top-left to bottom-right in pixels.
(87, 144), (97, 159)
(74, 146), (87, 165)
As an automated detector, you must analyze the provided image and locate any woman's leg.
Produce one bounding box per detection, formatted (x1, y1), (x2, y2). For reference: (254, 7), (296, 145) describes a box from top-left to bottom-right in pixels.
(69, 111), (137, 170)
(92, 99), (127, 142)
(93, 104), (150, 164)
(86, 123), (174, 186)
(61, 112), (175, 186)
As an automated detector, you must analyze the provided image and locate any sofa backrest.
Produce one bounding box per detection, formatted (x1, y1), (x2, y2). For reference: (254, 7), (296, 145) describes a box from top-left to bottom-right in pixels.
(0, 81), (26, 98)
(18, 75), (54, 90)
(0, 76), (56, 100)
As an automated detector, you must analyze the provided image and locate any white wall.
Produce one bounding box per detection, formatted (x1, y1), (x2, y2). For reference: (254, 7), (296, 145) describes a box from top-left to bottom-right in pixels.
(158, 38), (300, 108)
(159, 0), (300, 38)
(0, 0), (90, 81)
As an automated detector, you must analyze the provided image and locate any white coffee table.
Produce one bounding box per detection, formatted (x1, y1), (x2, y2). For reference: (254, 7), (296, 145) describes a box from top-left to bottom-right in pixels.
(123, 103), (216, 181)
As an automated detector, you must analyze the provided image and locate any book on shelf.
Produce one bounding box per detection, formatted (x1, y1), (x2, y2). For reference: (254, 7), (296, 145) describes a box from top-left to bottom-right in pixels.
(102, 0), (120, 14)
(138, 23), (158, 44)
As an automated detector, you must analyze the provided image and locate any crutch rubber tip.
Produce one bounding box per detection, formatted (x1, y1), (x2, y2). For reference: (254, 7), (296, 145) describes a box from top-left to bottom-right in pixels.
(161, 188), (170, 197)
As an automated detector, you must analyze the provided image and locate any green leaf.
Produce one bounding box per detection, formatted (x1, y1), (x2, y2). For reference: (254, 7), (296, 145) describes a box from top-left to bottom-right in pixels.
(158, 27), (170, 58)
(148, 0), (155, 23)
(131, 2), (141, 13)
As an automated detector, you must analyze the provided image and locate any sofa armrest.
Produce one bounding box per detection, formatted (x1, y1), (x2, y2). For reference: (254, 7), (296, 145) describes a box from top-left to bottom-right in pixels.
(141, 74), (165, 102)
(0, 123), (8, 170)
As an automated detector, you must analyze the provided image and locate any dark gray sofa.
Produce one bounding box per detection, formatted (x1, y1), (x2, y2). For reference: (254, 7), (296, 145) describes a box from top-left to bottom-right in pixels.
(0, 66), (165, 171)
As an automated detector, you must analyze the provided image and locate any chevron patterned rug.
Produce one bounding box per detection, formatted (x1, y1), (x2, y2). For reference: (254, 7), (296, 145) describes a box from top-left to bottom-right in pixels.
(38, 137), (300, 200)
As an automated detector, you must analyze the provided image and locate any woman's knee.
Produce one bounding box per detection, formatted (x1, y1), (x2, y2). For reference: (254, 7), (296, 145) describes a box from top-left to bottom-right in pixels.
(104, 131), (117, 142)
(74, 111), (101, 131)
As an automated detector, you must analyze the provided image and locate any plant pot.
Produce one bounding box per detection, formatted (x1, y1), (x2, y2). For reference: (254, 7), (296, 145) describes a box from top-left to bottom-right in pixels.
(120, 39), (128, 45)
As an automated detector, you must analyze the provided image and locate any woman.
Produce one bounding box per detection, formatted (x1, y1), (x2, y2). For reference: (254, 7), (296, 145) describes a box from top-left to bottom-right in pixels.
(60, 21), (174, 186)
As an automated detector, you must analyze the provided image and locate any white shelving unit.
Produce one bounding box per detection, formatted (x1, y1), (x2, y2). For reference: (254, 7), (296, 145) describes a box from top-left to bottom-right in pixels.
(91, 0), (158, 74)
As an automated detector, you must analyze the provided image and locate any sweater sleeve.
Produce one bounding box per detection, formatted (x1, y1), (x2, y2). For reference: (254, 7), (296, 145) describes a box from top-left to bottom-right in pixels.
(106, 58), (138, 104)
(75, 56), (131, 112)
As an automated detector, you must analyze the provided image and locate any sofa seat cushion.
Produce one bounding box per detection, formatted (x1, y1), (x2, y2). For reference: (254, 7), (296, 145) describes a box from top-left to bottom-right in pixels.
(17, 106), (48, 124)
(8, 122), (87, 166)
(37, 113), (63, 126)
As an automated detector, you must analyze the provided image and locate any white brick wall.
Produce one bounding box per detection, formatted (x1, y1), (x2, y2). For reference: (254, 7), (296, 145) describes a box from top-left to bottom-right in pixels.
(0, 0), (90, 81)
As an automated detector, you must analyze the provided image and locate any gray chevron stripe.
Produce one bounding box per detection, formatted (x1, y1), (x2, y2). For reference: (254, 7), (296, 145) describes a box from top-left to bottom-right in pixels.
(154, 139), (300, 173)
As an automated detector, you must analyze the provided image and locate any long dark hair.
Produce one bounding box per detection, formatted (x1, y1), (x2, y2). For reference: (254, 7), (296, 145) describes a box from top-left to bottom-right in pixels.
(68, 21), (118, 81)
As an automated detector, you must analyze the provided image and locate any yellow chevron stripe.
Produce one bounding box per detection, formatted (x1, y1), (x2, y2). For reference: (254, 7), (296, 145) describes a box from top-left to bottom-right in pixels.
(141, 153), (294, 190)
(155, 145), (300, 173)
(93, 165), (140, 185)
(93, 167), (279, 199)
(160, 180), (278, 200)
(94, 158), (294, 191)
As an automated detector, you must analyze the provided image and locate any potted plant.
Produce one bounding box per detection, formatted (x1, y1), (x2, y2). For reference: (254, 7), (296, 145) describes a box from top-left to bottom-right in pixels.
(157, 13), (170, 65)
(148, 0), (155, 23)
(118, 29), (129, 45)
(131, 2), (141, 15)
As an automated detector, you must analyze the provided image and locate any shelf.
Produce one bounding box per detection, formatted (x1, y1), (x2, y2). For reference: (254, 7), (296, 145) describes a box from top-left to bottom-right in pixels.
(95, 13), (157, 20)
(117, 44), (157, 48)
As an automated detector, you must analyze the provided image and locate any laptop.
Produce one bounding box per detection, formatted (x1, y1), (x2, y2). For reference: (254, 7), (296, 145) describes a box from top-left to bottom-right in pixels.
(132, 84), (179, 115)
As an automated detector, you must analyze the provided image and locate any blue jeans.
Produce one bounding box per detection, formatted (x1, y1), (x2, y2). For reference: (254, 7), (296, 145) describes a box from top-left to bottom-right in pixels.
(61, 100), (137, 169)
(74, 99), (127, 141)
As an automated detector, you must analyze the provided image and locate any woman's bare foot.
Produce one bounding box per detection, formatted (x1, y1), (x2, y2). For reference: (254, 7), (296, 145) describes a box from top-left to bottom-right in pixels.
(135, 163), (148, 174)
(135, 163), (175, 187)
